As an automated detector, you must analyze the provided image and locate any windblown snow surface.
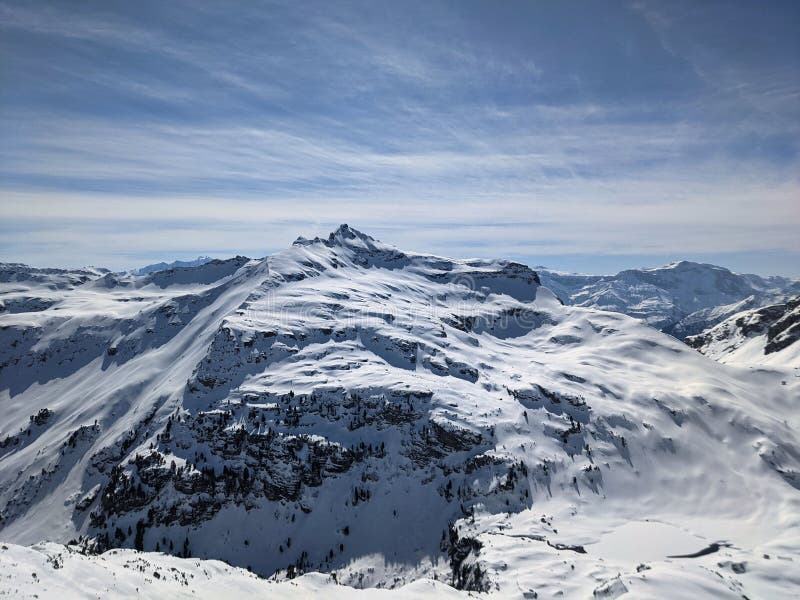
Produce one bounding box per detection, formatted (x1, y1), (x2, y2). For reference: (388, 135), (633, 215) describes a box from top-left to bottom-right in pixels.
(1, 226), (799, 599)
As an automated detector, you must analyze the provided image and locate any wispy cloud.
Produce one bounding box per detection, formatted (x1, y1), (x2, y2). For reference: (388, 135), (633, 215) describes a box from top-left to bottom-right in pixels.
(0, 0), (798, 274)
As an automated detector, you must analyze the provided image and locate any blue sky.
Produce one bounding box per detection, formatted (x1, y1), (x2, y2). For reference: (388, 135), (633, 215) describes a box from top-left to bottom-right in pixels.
(1, 0), (798, 275)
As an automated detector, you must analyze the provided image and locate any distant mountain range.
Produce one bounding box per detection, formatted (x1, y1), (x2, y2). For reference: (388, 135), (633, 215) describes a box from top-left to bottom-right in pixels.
(538, 260), (800, 340)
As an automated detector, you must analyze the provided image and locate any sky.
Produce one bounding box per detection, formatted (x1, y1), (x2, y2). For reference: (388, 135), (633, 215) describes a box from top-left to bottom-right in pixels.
(0, 0), (798, 275)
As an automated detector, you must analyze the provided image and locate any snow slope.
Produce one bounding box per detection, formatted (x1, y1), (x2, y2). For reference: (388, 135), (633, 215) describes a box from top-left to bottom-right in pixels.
(538, 261), (799, 337)
(1, 226), (799, 598)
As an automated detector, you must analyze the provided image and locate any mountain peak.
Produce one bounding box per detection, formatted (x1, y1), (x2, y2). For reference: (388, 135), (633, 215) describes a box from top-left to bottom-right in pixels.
(328, 223), (376, 244)
(293, 224), (395, 256)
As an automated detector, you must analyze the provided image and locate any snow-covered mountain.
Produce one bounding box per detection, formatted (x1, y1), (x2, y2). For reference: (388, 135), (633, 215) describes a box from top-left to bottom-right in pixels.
(538, 261), (799, 338)
(133, 256), (215, 276)
(1, 226), (799, 598)
(686, 296), (800, 369)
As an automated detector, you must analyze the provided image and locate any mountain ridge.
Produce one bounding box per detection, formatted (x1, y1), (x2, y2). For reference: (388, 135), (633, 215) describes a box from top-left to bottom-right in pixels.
(132, 256), (216, 276)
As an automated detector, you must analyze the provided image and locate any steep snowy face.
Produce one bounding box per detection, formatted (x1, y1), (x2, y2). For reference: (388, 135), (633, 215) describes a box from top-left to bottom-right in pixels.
(1, 227), (799, 598)
(686, 296), (800, 368)
(538, 261), (799, 337)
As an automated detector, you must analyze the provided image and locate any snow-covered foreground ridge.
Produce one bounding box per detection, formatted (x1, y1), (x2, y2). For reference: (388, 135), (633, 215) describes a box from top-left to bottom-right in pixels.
(0, 542), (463, 599)
(1, 225), (799, 598)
